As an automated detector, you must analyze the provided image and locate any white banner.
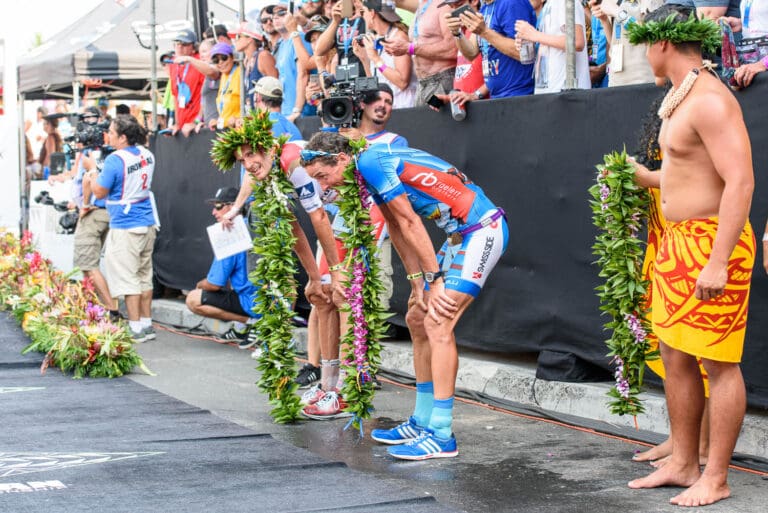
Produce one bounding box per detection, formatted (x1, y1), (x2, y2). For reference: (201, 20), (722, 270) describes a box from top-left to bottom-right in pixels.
(0, 34), (22, 235)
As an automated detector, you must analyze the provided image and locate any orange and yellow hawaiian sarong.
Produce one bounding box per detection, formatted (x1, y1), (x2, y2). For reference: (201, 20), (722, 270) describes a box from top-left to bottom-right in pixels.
(641, 188), (667, 379)
(652, 217), (755, 363)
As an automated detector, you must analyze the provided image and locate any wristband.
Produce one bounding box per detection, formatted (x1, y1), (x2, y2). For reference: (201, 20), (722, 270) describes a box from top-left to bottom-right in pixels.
(289, 31), (301, 39)
(291, 107), (301, 114)
(406, 272), (423, 281)
(377, 62), (387, 72)
(474, 88), (485, 99)
(408, 42), (415, 56)
(763, 233), (768, 242)
(328, 263), (344, 272)
(762, 56), (768, 69)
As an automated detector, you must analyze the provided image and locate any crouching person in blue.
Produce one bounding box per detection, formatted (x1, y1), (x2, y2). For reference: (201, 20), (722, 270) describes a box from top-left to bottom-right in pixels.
(301, 131), (508, 460)
(186, 187), (260, 346)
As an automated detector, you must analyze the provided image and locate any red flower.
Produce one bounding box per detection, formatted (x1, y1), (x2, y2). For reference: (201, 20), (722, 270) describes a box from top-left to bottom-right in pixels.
(82, 276), (96, 294)
(21, 230), (34, 248)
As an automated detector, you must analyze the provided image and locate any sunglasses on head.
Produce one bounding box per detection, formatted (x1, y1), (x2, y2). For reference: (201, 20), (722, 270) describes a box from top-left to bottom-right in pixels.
(273, 9), (288, 17)
(211, 55), (230, 64)
(300, 149), (339, 164)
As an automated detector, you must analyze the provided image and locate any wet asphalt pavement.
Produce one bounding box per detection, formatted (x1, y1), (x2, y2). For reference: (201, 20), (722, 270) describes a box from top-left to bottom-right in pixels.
(126, 325), (768, 513)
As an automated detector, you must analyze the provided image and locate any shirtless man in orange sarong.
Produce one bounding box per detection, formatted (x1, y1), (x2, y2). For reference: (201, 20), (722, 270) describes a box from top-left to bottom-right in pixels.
(625, 5), (755, 507)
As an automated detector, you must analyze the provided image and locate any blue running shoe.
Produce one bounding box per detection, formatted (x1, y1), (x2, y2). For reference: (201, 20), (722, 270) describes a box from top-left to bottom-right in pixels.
(387, 428), (458, 461)
(371, 416), (425, 445)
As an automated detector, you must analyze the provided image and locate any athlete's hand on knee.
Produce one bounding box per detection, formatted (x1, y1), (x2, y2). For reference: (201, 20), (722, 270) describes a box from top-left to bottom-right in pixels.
(427, 282), (457, 323)
(330, 278), (348, 307)
(695, 263), (728, 301)
(408, 286), (427, 312)
(305, 279), (330, 305)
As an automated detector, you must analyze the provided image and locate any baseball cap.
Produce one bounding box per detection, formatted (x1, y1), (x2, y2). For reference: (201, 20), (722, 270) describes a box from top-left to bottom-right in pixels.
(229, 21), (264, 40)
(210, 42), (234, 57)
(363, 0), (402, 23)
(82, 106), (101, 118)
(304, 23), (329, 42)
(207, 187), (239, 204)
(174, 28), (198, 44)
(250, 76), (284, 99)
(204, 24), (230, 39)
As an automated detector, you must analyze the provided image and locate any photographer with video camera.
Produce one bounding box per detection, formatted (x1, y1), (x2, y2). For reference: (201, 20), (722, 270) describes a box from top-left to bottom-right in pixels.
(63, 107), (121, 321)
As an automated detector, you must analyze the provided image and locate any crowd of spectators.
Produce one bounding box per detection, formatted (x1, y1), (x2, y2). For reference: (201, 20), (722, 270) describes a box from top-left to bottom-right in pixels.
(135, 0), (768, 135)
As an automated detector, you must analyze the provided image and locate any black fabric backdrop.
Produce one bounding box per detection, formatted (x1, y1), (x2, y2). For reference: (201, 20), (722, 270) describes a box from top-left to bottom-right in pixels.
(152, 80), (768, 408)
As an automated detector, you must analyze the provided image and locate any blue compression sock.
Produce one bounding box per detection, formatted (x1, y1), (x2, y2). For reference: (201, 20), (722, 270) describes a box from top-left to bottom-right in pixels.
(413, 382), (434, 427)
(428, 397), (455, 439)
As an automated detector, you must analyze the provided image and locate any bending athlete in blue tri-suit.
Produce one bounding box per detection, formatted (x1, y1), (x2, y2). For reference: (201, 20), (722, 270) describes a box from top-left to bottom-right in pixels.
(301, 131), (508, 460)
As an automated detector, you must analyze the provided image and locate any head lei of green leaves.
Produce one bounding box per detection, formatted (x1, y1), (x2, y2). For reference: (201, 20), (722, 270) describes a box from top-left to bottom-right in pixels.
(210, 109), (276, 171)
(626, 5), (721, 55)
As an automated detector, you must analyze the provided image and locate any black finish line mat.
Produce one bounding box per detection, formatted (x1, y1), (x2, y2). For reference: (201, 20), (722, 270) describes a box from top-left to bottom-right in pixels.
(0, 315), (42, 370)
(0, 315), (459, 513)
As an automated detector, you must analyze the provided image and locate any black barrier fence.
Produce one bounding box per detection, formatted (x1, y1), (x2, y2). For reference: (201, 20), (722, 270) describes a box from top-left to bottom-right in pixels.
(151, 81), (768, 409)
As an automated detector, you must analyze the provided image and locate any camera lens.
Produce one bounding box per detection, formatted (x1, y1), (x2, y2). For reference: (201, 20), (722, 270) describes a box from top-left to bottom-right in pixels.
(321, 97), (355, 126)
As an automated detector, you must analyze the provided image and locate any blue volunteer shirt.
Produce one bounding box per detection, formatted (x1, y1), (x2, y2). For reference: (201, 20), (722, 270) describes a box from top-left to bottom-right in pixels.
(98, 147), (155, 229)
(207, 250), (259, 316)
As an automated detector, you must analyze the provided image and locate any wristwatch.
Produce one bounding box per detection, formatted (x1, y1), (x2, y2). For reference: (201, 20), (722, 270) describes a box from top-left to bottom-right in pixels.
(423, 271), (444, 283)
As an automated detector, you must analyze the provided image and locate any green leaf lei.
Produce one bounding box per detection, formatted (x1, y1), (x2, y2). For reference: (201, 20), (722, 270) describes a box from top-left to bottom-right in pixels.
(335, 138), (387, 433)
(589, 151), (657, 416)
(211, 110), (301, 423)
(626, 12), (721, 55)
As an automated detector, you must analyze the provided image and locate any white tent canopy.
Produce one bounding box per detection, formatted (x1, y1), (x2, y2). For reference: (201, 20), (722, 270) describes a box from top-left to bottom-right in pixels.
(17, 0), (237, 100)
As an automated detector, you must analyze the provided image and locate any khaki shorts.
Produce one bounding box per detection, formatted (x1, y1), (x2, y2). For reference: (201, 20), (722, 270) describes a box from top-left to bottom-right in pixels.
(104, 226), (157, 297)
(73, 208), (110, 271)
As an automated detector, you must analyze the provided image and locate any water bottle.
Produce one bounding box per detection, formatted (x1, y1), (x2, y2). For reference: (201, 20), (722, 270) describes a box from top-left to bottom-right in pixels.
(519, 40), (535, 65)
(449, 90), (466, 121)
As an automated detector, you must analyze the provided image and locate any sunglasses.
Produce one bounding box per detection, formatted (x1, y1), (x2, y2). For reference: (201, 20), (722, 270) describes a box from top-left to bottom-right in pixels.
(211, 55), (230, 64)
(273, 10), (288, 17)
(300, 149), (339, 163)
(260, 17), (273, 23)
(213, 203), (230, 211)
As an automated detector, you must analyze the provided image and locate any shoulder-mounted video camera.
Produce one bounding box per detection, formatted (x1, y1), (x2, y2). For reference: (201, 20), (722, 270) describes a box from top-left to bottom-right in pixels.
(63, 113), (113, 158)
(320, 61), (379, 128)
